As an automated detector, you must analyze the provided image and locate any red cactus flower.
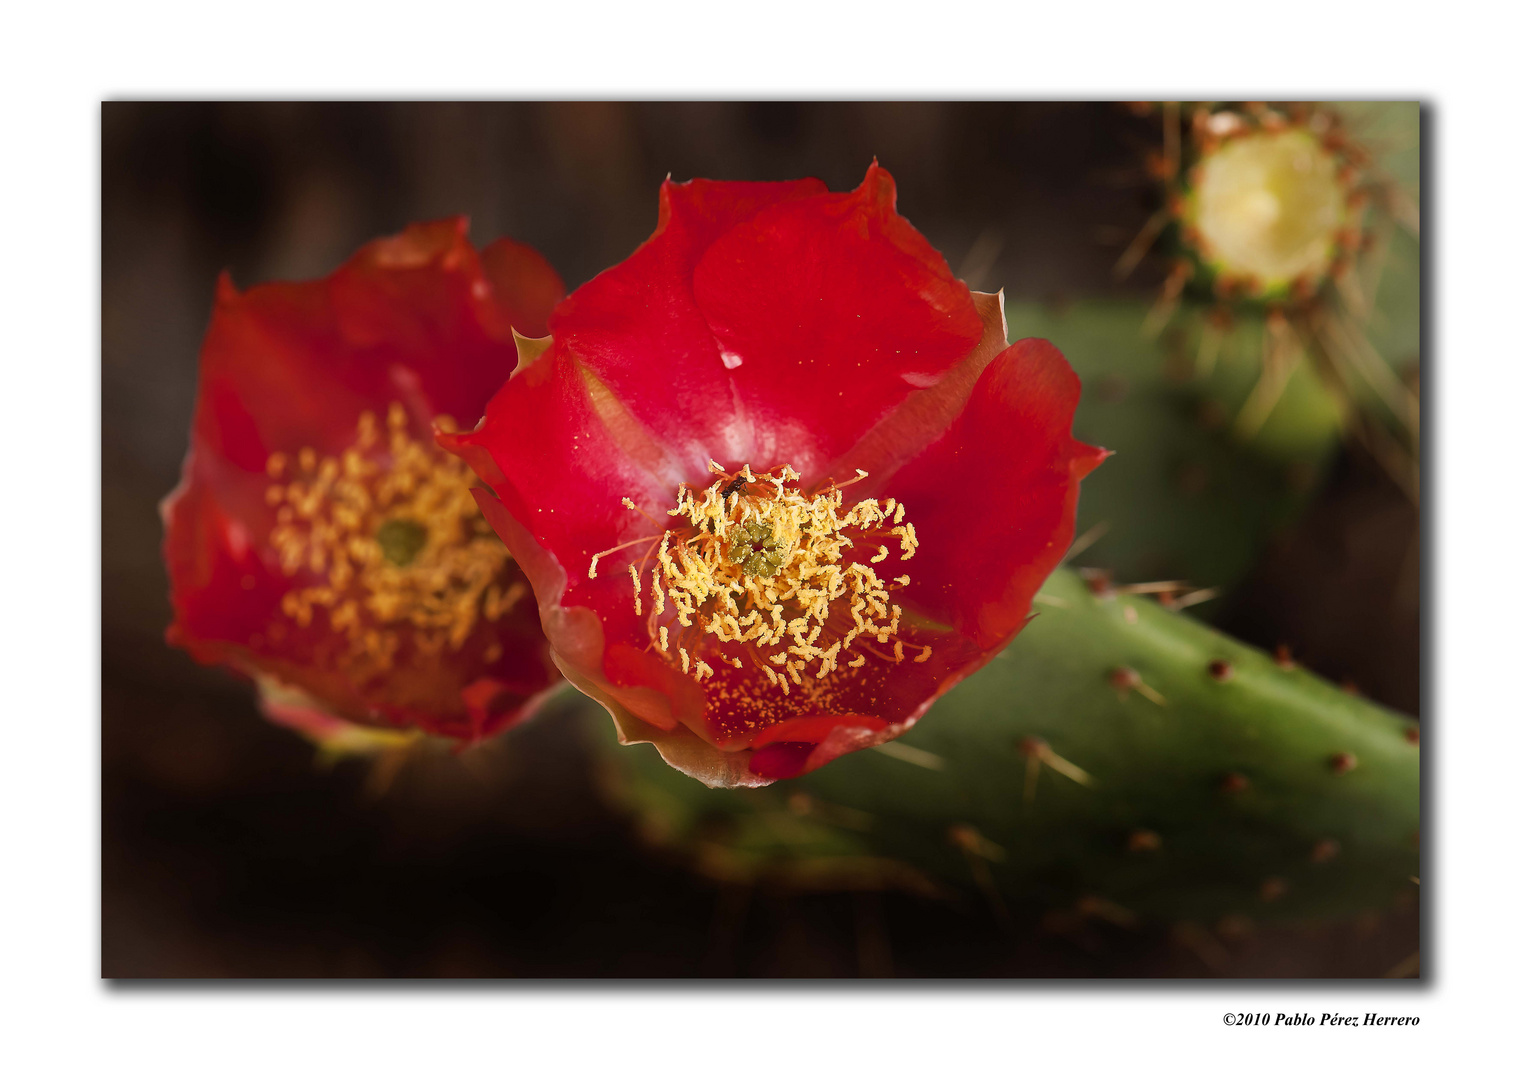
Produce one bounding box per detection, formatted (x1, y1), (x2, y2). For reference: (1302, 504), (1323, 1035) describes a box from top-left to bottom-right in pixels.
(163, 218), (565, 746)
(444, 164), (1106, 786)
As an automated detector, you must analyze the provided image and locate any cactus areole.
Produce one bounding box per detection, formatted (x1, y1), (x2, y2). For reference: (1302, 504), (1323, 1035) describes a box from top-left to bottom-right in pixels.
(163, 219), (566, 747)
(444, 164), (1106, 787)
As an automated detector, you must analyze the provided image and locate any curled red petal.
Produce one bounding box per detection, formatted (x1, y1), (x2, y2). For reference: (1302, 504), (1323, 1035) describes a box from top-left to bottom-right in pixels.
(886, 337), (1107, 649)
(828, 289), (1010, 481)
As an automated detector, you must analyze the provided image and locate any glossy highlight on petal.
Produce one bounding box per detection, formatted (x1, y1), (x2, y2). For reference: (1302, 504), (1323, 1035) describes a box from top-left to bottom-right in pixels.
(450, 168), (1103, 785)
(163, 219), (565, 743)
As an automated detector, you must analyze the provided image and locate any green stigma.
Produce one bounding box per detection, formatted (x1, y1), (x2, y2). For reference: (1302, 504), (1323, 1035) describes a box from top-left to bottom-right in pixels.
(724, 520), (786, 578)
(376, 518), (428, 567)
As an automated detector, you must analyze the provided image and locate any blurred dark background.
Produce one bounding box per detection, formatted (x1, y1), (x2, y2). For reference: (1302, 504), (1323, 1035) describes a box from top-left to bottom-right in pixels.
(103, 102), (1418, 977)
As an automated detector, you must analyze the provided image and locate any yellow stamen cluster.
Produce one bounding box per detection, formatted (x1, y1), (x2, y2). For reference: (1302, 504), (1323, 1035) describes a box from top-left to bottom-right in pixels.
(265, 402), (523, 680)
(599, 462), (930, 695)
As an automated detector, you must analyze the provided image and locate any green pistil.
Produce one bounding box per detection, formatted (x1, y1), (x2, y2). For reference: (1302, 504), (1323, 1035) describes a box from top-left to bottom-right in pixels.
(376, 518), (428, 567)
(725, 521), (785, 578)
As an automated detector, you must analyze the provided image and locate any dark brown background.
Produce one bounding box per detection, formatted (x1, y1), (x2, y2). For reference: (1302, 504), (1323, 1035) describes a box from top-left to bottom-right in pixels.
(103, 102), (1418, 977)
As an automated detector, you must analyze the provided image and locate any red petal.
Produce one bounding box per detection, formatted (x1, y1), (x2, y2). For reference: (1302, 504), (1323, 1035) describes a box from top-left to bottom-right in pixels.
(825, 289), (1008, 482)
(192, 218), (538, 471)
(162, 455), (288, 658)
(884, 337), (1107, 650)
(550, 178), (828, 474)
(692, 163), (983, 473)
(748, 742), (816, 780)
(479, 235), (566, 340)
(445, 341), (680, 620)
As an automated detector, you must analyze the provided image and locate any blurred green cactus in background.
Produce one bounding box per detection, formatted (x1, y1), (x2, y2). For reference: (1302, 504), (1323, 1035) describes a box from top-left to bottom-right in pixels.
(1119, 101), (1420, 506)
(1009, 298), (1345, 604)
(997, 103), (1420, 610)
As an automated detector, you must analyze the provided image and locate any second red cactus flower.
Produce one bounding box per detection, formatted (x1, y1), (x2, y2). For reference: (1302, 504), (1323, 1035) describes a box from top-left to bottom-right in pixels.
(163, 219), (566, 748)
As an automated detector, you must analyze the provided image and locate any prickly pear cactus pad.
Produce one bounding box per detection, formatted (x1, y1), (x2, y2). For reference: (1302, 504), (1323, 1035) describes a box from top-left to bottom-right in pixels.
(1007, 299), (1344, 602)
(596, 566), (1419, 925)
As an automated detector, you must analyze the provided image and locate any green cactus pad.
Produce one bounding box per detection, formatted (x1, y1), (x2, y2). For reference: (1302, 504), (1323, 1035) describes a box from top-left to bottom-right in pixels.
(1006, 300), (1344, 602)
(593, 567), (1419, 925)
